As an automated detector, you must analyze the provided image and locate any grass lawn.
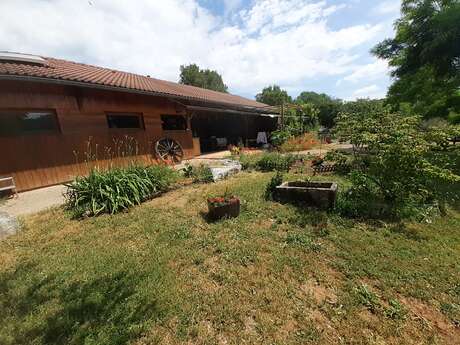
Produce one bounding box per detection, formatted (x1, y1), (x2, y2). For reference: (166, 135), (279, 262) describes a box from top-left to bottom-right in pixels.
(0, 172), (459, 344)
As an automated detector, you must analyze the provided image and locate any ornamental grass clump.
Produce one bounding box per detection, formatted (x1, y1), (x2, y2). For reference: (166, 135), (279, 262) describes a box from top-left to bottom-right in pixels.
(65, 164), (178, 217)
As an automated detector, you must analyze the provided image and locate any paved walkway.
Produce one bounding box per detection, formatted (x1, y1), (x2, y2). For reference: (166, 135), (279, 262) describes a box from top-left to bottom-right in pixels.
(0, 184), (66, 217)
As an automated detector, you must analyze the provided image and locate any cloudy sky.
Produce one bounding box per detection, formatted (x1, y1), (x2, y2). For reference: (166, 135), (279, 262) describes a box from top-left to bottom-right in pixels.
(0, 0), (401, 100)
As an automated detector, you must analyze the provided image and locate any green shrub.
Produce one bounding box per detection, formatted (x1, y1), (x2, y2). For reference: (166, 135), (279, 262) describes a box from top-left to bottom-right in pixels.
(255, 153), (298, 172)
(264, 172), (283, 200)
(270, 129), (291, 146)
(191, 164), (214, 183)
(239, 152), (299, 172)
(65, 164), (178, 217)
(238, 154), (261, 170)
(335, 109), (460, 219)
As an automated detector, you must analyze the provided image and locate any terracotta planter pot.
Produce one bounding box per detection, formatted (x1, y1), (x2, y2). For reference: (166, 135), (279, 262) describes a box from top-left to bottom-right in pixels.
(207, 198), (240, 221)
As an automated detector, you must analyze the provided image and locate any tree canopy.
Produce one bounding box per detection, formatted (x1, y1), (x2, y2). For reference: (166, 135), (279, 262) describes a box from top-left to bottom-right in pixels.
(179, 64), (228, 93)
(372, 0), (460, 121)
(255, 85), (292, 106)
(296, 91), (342, 128)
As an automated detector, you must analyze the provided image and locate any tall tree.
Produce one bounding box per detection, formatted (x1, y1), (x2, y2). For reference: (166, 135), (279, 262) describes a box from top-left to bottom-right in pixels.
(296, 91), (342, 128)
(372, 0), (460, 120)
(179, 64), (228, 93)
(256, 85), (292, 106)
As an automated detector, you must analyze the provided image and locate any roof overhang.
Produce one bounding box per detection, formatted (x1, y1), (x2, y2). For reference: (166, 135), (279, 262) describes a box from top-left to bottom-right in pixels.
(0, 74), (279, 115)
(185, 104), (278, 116)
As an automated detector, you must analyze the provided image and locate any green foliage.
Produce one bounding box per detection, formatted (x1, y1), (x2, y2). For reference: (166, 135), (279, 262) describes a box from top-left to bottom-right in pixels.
(335, 108), (460, 219)
(255, 153), (298, 172)
(179, 63), (228, 93)
(354, 284), (380, 313)
(372, 0), (460, 119)
(285, 232), (321, 252)
(65, 165), (178, 217)
(270, 129), (292, 146)
(255, 85), (292, 105)
(264, 172), (283, 200)
(181, 163), (194, 178)
(181, 163), (214, 183)
(324, 150), (351, 174)
(239, 153), (300, 173)
(283, 103), (319, 135)
(238, 153), (261, 170)
(384, 299), (408, 321)
(296, 91), (343, 128)
(191, 164), (214, 183)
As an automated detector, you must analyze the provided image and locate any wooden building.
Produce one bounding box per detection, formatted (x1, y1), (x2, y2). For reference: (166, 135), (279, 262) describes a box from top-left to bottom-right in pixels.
(0, 52), (277, 192)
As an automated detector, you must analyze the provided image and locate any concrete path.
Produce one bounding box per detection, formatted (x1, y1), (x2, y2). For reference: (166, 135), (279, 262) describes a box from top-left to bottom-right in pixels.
(0, 184), (66, 217)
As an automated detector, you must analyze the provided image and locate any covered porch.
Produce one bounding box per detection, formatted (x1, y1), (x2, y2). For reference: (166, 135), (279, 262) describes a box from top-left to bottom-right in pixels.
(187, 105), (278, 153)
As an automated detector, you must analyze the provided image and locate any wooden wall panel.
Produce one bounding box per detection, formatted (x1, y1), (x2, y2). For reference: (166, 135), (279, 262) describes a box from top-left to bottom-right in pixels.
(0, 80), (195, 191)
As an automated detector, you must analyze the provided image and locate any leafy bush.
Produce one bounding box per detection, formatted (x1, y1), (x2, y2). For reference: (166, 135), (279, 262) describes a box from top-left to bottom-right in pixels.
(181, 163), (194, 178)
(238, 154), (261, 170)
(270, 129), (291, 146)
(335, 108), (460, 219)
(264, 172), (283, 200)
(191, 164), (214, 183)
(255, 152), (298, 172)
(180, 164), (214, 183)
(335, 171), (392, 219)
(65, 164), (178, 217)
(239, 152), (300, 172)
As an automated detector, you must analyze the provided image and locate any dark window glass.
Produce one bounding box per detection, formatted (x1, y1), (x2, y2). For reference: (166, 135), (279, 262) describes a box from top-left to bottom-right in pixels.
(107, 113), (143, 129)
(161, 115), (187, 130)
(0, 110), (59, 136)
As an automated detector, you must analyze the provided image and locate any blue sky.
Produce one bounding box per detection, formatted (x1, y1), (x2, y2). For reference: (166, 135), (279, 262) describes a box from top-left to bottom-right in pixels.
(0, 0), (401, 101)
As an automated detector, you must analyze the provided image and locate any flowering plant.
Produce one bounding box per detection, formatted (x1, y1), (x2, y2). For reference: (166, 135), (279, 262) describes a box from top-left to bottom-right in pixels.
(207, 196), (239, 208)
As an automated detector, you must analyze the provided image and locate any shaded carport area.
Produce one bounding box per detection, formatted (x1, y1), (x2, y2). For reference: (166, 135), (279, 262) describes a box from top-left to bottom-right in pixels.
(187, 104), (278, 153)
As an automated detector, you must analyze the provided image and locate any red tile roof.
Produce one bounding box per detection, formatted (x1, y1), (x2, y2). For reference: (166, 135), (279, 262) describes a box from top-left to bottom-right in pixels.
(0, 52), (270, 110)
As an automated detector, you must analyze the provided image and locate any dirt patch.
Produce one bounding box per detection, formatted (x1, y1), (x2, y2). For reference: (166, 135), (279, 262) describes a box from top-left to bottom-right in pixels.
(401, 296), (460, 344)
(243, 316), (258, 337)
(300, 278), (338, 305)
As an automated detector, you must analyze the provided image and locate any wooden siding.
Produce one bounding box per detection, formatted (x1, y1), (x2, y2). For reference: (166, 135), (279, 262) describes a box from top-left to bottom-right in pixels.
(0, 80), (195, 191)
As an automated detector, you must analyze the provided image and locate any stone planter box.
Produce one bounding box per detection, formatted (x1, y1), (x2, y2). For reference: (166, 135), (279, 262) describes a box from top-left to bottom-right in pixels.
(275, 181), (337, 209)
(207, 198), (240, 221)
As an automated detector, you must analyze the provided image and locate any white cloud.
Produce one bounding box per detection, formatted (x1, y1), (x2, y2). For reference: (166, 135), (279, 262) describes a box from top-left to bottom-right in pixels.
(349, 84), (386, 100)
(0, 0), (387, 98)
(339, 59), (389, 84)
(373, 0), (400, 15)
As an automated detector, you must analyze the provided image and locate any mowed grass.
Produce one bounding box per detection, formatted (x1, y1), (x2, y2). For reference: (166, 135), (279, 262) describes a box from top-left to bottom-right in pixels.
(0, 172), (459, 344)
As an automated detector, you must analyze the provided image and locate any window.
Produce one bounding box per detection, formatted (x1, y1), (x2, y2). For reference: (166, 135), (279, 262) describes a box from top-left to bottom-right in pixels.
(0, 110), (59, 136)
(161, 115), (187, 130)
(107, 113), (143, 129)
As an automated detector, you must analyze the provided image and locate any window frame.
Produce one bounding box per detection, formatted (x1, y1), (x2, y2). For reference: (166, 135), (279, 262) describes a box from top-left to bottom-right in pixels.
(0, 108), (61, 136)
(106, 112), (145, 130)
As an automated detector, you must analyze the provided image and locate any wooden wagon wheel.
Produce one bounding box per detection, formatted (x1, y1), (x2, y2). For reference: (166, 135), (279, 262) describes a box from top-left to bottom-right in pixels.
(154, 138), (184, 164)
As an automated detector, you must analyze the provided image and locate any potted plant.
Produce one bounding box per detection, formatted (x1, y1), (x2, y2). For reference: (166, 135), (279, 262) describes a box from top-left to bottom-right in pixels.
(207, 193), (240, 221)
